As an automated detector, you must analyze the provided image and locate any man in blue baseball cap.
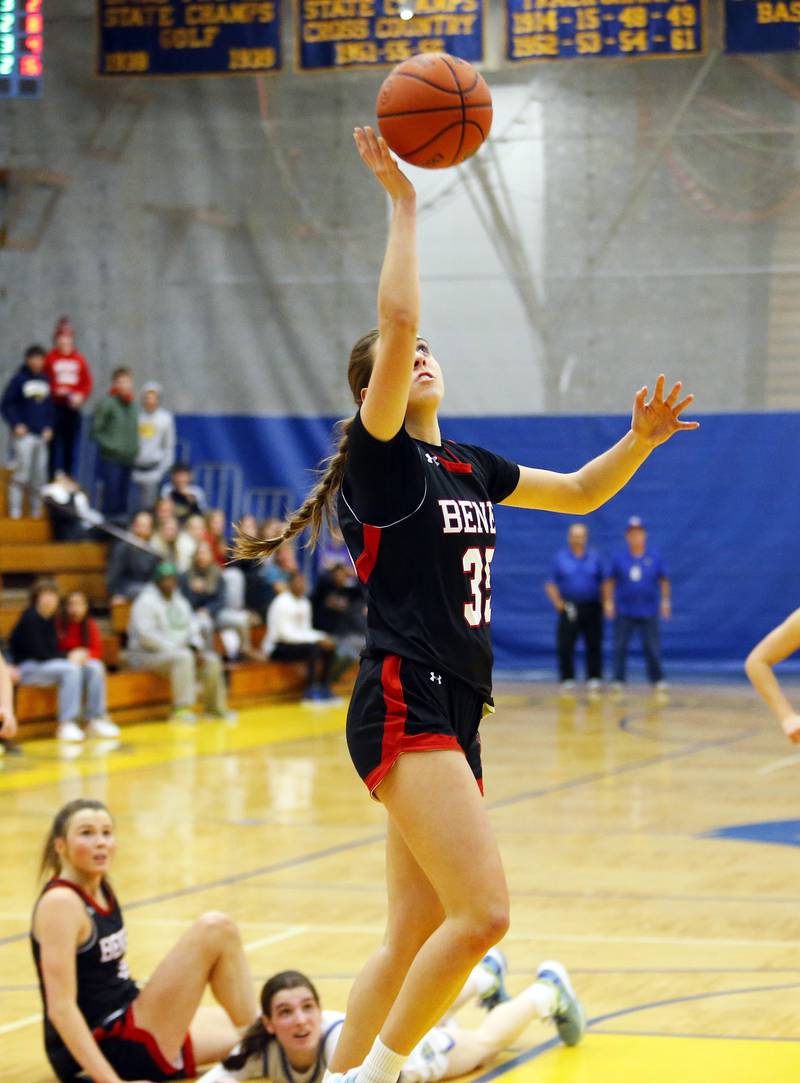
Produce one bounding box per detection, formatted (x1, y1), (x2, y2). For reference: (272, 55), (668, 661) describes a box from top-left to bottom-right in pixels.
(603, 517), (671, 697)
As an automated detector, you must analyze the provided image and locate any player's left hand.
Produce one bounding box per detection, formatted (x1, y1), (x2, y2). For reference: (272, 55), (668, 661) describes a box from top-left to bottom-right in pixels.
(631, 375), (699, 448)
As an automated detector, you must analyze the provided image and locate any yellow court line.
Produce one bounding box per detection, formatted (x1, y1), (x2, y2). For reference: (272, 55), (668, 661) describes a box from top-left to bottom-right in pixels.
(504, 1033), (800, 1083)
(0, 704), (347, 793)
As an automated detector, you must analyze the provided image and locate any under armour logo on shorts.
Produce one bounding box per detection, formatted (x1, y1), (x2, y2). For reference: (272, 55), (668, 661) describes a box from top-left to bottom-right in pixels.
(430, 671), (442, 684)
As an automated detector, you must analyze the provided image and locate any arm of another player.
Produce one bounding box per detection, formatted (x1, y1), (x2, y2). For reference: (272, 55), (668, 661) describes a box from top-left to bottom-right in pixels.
(501, 377), (698, 514)
(745, 610), (800, 743)
(354, 127), (419, 443)
(35, 889), (142, 1083)
(0, 652), (17, 740)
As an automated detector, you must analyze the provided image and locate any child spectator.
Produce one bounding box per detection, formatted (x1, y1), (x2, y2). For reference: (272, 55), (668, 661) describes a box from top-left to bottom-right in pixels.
(264, 571), (337, 704)
(91, 367), (138, 519)
(43, 316), (93, 479)
(133, 381), (176, 511)
(126, 561), (234, 723)
(106, 510), (158, 605)
(0, 344), (54, 518)
(9, 580), (106, 743)
(160, 462), (207, 524)
(56, 591), (119, 738)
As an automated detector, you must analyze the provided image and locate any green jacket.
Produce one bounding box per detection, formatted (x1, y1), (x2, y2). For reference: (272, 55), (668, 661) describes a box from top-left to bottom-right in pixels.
(91, 394), (139, 465)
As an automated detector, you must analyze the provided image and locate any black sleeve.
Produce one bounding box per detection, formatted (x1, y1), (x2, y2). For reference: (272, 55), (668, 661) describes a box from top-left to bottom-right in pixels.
(460, 444), (521, 504)
(342, 410), (425, 526)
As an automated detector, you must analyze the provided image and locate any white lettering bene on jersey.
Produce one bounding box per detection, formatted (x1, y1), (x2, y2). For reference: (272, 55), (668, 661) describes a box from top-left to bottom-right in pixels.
(98, 926), (127, 964)
(438, 499), (496, 535)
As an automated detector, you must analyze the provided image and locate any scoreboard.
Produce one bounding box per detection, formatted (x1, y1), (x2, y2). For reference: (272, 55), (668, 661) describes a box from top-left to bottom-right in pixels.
(0, 0), (43, 99)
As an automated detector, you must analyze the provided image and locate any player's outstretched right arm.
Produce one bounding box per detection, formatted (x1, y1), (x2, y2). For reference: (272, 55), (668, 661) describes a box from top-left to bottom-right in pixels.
(745, 609), (800, 743)
(354, 126), (418, 442)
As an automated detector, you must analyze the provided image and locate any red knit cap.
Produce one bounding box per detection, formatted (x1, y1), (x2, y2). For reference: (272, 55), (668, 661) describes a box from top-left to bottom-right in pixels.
(53, 316), (75, 342)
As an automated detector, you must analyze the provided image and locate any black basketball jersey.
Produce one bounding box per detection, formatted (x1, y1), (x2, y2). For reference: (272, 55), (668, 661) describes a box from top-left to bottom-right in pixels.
(31, 878), (139, 1072)
(337, 411), (520, 698)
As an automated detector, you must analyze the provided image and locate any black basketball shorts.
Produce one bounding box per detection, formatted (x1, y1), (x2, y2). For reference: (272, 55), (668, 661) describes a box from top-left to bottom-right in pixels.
(347, 654), (487, 796)
(53, 1002), (196, 1082)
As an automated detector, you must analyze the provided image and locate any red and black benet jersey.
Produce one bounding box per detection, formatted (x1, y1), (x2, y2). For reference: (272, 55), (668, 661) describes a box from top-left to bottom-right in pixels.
(337, 411), (520, 699)
(31, 878), (139, 1079)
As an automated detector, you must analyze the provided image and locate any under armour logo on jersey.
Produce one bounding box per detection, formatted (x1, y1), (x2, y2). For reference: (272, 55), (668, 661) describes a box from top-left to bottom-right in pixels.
(424, 453), (441, 466)
(430, 671), (442, 684)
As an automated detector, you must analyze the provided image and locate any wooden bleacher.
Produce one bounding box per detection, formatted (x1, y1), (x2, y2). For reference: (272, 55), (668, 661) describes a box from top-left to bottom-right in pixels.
(0, 512), (314, 740)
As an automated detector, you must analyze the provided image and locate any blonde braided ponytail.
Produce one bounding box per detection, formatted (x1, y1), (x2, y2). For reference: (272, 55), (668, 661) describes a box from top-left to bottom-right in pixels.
(231, 329), (379, 563)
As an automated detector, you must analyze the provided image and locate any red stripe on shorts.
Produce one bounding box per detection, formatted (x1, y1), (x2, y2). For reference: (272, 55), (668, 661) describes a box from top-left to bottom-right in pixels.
(95, 1003), (195, 1078)
(364, 655), (462, 793)
(355, 523), (382, 583)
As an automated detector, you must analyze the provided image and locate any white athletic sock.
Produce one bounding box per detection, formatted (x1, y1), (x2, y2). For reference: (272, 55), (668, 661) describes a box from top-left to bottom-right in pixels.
(360, 1037), (407, 1083)
(519, 980), (558, 1020)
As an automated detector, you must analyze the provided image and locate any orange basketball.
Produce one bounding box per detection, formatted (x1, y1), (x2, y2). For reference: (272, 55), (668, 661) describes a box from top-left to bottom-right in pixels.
(376, 52), (492, 170)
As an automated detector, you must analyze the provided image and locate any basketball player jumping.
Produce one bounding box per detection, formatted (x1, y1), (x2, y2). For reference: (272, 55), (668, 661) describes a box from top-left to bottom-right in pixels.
(233, 127), (698, 1083)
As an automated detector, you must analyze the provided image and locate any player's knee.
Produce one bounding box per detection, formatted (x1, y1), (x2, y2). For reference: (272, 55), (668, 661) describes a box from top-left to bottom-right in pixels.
(195, 910), (240, 946)
(462, 904), (510, 955)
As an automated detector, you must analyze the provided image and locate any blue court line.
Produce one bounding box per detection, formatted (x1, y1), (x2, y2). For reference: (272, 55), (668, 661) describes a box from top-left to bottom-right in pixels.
(470, 979), (800, 1083)
(0, 723), (761, 949)
(618, 714), (693, 744)
(593, 1027), (800, 1042)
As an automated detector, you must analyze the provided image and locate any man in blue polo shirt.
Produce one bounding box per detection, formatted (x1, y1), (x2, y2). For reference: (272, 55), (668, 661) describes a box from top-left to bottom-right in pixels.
(603, 516), (670, 695)
(545, 522), (605, 696)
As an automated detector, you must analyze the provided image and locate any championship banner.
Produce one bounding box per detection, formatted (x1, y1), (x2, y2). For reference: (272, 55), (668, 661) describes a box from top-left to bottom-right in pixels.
(97, 0), (282, 77)
(297, 1), (484, 72)
(725, 0), (800, 52)
(0, 0), (43, 99)
(506, 0), (704, 61)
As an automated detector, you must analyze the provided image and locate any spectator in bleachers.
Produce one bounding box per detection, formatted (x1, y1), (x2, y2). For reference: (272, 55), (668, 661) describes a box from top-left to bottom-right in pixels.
(179, 539), (225, 651)
(260, 537), (299, 610)
(0, 344), (54, 519)
(264, 571), (337, 704)
(604, 516), (671, 696)
(153, 492), (177, 526)
(181, 540), (255, 660)
(40, 472), (104, 541)
(107, 510), (158, 605)
(55, 591), (119, 738)
(160, 461), (207, 524)
(125, 561), (234, 723)
(205, 507), (248, 626)
(150, 513), (181, 564)
(311, 561), (366, 681)
(43, 316), (93, 479)
(235, 513), (273, 617)
(176, 512), (207, 572)
(9, 579), (107, 743)
(90, 367), (138, 520)
(133, 381), (176, 511)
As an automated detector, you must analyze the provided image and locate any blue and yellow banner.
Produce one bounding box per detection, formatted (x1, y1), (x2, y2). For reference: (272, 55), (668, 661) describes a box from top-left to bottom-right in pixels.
(506, 0), (704, 61)
(97, 0), (282, 77)
(297, 1), (484, 71)
(726, 0), (800, 52)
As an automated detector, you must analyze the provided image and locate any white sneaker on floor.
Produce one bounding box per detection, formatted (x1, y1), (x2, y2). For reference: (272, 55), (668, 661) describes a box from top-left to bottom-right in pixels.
(57, 721), (85, 743)
(86, 717), (121, 738)
(559, 679), (577, 697)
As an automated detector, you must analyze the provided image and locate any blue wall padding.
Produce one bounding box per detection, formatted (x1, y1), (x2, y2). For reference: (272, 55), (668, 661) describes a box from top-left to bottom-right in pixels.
(177, 412), (800, 674)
